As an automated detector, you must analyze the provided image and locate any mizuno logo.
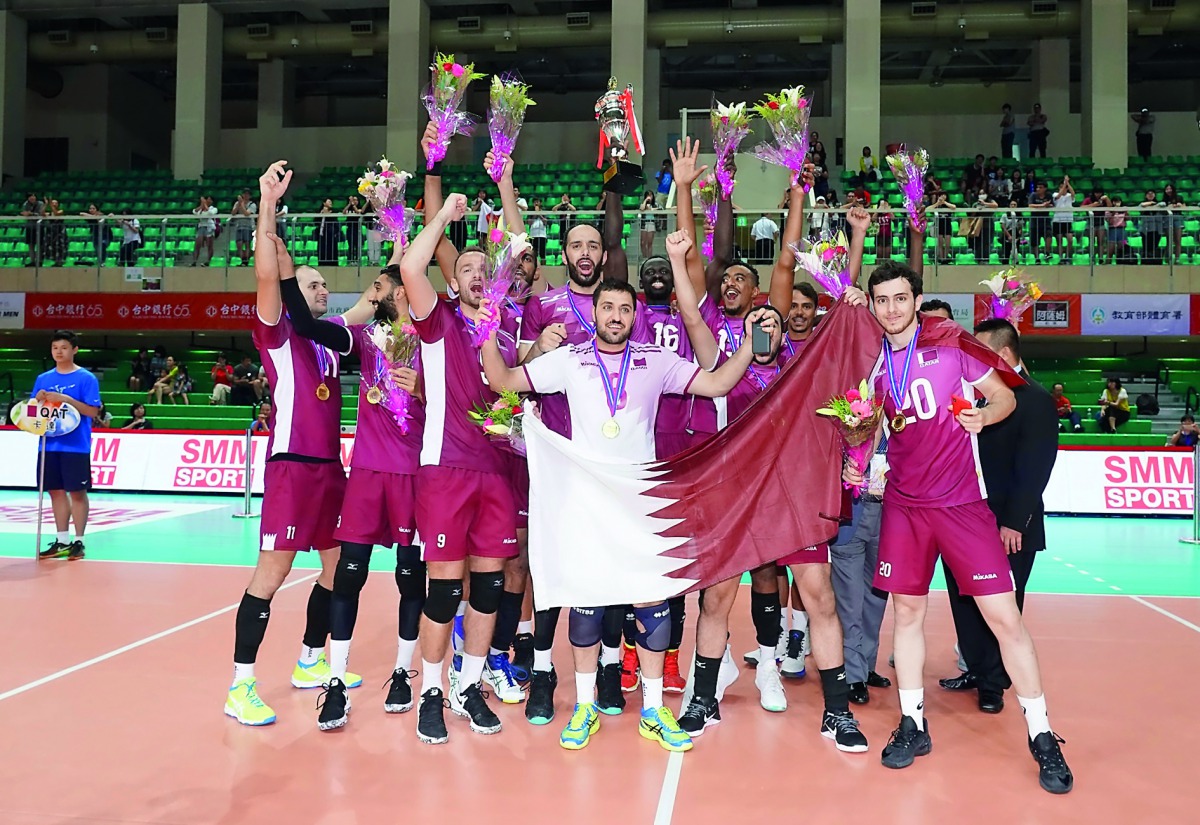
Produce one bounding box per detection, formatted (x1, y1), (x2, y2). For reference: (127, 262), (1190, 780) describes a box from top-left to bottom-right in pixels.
(347, 563), (360, 571)
(259, 612), (270, 619)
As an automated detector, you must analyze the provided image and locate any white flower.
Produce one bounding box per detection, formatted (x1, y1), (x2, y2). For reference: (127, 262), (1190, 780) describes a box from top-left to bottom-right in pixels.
(378, 157), (392, 173)
(979, 273), (1006, 296)
(508, 232), (531, 259)
(714, 101), (747, 120)
(368, 323), (388, 352)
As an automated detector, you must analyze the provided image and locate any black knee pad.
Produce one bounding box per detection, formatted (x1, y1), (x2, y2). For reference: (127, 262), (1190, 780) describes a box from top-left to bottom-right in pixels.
(394, 545), (426, 599)
(423, 578), (463, 624)
(332, 554), (370, 600)
(633, 603), (671, 652)
(750, 589), (781, 647)
(468, 570), (505, 615)
(569, 607), (605, 648)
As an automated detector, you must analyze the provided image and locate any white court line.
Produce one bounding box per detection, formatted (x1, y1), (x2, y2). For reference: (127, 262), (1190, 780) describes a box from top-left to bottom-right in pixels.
(1128, 595), (1200, 634)
(653, 641), (698, 825)
(0, 572), (318, 703)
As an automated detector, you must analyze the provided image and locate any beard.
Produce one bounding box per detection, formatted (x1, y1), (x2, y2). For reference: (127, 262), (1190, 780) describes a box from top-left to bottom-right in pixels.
(596, 324), (631, 347)
(642, 276), (673, 305)
(567, 257), (600, 288)
(373, 296), (398, 324)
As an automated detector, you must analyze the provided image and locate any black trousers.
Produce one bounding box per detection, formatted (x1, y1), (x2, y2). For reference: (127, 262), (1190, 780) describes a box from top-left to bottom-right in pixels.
(1136, 133), (1153, 161)
(942, 546), (1037, 693)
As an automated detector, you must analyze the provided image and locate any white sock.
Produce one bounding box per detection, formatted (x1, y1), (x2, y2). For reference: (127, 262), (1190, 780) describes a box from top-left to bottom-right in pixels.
(395, 637), (417, 671)
(1018, 693), (1051, 738)
(328, 639), (350, 680)
(517, 620), (533, 635)
(899, 688), (925, 727)
(759, 644), (776, 664)
(57, 531), (69, 544)
(421, 658), (444, 694)
(232, 663), (254, 684)
(792, 609), (808, 635)
(459, 652), (486, 689)
(575, 670), (597, 705)
(533, 648), (553, 673)
(599, 644), (621, 666)
(298, 645), (322, 666)
(642, 675), (664, 709)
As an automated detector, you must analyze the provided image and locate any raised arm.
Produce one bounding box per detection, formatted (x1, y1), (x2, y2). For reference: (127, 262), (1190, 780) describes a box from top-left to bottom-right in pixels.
(705, 197), (735, 300)
(688, 308), (773, 397)
(844, 206), (872, 286)
(665, 231), (719, 369)
(272, 233), (355, 354)
(403, 194), (467, 320)
(478, 303), (534, 393)
(255, 160), (292, 324)
(908, 204), (926, 278)
(668, 137), (709, 296)
(602, 191), (629, 282)
(488, 151), (525, 236)
(419, 122), (459, 281)
(768, 177), (811, 312)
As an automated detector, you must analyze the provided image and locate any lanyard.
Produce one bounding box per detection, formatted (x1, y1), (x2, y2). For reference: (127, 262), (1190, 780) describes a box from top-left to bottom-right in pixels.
(747, 364), (779, 391)
(882, 325), (921, 412)
(722, 316), (742, 353)
(593, 342), (632, 418)
(568, 291), (596, 336)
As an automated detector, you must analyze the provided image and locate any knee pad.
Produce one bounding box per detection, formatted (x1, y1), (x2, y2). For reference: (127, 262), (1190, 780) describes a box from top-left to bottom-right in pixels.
(394, 545), (426, 600)
(633, 603), (671, 652)
(750, 589), (782, 647)
(568, 607), (605, 648)
(468, 570), (505, 615)
(423, 578), (463, 624)
(332, 553), (370, 600)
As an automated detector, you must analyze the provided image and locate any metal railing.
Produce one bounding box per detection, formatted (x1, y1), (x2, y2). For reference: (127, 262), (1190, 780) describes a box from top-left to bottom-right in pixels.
(1185, 386), (1199, 416)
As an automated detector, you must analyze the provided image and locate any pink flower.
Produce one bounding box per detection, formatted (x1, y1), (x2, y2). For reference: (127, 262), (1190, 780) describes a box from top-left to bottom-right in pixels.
(845, 389), (861, 402)
(451, 63), (465, 77)
(1006, 280), (1020, 290)
(489, 228), (505, 244)
(820, 247), (837, 262)
(720, 116), (729, 125)
(798, 99), (808, 109)
(849, 400), (872, 417)
(483, 417), (494, 427)
(492, 399), (506, 410)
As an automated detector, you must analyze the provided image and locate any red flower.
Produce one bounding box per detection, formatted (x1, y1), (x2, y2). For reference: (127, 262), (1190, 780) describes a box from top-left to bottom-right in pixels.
(442, 62), (453, 71)
(767, 101), (780, 110)
(512, 405), (522, 414)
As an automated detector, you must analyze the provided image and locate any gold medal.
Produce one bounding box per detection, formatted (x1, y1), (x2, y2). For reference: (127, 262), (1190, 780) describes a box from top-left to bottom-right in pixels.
(316, 383), (331, 401)
(366, 386), (383, 405)
(601, 418), (620, 439)
(891, 414), (907, 433)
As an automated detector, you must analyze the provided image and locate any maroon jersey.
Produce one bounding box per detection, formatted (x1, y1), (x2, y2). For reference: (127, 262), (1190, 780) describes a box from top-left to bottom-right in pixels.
(726, 361), (782, 420)
(345, 322), (425, 476)
(253, 312), (341, 461)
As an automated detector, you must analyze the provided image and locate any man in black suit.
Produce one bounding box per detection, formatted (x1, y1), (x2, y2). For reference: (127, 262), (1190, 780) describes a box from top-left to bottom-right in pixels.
(939, 318), (1059, 713)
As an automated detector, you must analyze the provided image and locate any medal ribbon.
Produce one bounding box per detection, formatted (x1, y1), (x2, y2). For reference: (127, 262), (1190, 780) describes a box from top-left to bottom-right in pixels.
(310, 339), (331, 380)
(568, 291), (596, 336)
(747, 364), (780, 392)
(882, 324), (921, 413)
(455, 306), (479, 340)
(593, 341), (632, 420)
(722, 316), (742, 354)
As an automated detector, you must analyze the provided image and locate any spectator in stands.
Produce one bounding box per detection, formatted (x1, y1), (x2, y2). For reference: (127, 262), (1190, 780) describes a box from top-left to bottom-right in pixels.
(1132, 108), (1155, 161)
(360, 201), (385, 267)
(128, 348), (152, 391)
(1105, 197), (1130, 263)
(251, 401), (272, 434)
(274, 197), (289, 240)
(1027, 102), (1049, 158)
(1028, 181), (1053, 261)
(964, 154), (986, 192)
(529, 197), (549, 263)
(80, 204), (109, 265)
(122, 402), (153, 430)
(231, 355), (263, 405)
(1023, 169), (1038, 200)
(968, 188), (999, 261)
(41, 199), (66, 266)
(751, 212), (780, 263)
(999, 103), (1016, 158)
(167, 364), (192, 405)
(147, 356), (177, 405)
(1097, 378), (1130, 434)
(1137, 189), (1165, 263)
(1164, 184), (1185, 263)
(812, 161), (831, 198)
(342, 195), (364, 264)
(874, 197), (894, 259)
(1002, 170), (1023, 206)
(639, 191), (658, 258)
(810, 131), (827, 167)
(209, 353), (234, 404)
(809, 195), (830, 239)
(1001, 198), (1024, 263)
(1049, 176), (1076, 260)
(193, 195), (218, 266)
(927, 182), (951, 263)
(472, 190), (497, 243)
(1167, 414), (1198, 447)
(856, 146), (879, 186)
(655, 157), (674, 206)
(93, 404), (113, 429)
(117, 209), (141, 265)
(230, 189), (257, 266)
(1082, 188), (1110, 261)
(149, 346), (167, 375)
(20, 193), (43, 266)
(317, 198), (339, 266)
(1050, 383), (1082, 432)
(920, 299), (954, 321)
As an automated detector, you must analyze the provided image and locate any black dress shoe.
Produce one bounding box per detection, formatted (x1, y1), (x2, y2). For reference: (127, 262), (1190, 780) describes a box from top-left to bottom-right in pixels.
(866, 671), (892, 689)
(848, 682), (869, 705)
(978, 689), (1004, 714)
(938, 672), (978, 691)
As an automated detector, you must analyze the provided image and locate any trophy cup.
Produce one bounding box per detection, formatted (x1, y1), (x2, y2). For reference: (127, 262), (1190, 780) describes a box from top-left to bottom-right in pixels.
(595, 77), (645, 195)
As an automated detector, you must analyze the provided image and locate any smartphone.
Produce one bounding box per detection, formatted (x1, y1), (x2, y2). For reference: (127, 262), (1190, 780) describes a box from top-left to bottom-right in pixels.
(751, 319), (771, 356)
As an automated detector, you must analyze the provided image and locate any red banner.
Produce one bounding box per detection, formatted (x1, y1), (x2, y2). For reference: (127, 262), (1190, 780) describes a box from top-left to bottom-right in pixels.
(1192, 294), (1200, 336)
(23, 293), (259, 331)
(973, 292), (1081, 336)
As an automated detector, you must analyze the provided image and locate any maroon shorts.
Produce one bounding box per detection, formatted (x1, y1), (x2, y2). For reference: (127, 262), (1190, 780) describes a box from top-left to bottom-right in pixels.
(778, 542), (831, 567)
(335, 467), (417, 547)
(875, 499), (1015, 597)
(654, 430), (708, 461)
(416, 465), (518, 563)
(260, 459), (347, 552)
(511, 459), (529, 530)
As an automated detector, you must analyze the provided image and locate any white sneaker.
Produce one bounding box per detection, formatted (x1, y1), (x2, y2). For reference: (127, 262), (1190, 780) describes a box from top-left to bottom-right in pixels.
(715, 644), (740, 701)
(755, 659), (788, 712)
(800, 626), (811, 658)
(743, 646), (760, 666)
(774, 628), (788, 660)
(781, 654), (806, 679)
(483, 655), (526, 704)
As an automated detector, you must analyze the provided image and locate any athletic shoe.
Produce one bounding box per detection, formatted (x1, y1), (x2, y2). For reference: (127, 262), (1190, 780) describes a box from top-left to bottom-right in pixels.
(316, 677), (350, 731)
(1029, 732), (1073, 794)
(714, 644), (739, 702)
(663, 649), (686, 694)
(800, 625), (811, 657)
(755, 659), (788, 712)
(881, 716), (932, 769)
(448, 654), (461, 698)
(383, 668), (415, 713)
(451, 614), (465, 654)
(678, 696), (721, 737)
(559, 702), (600, 750)
(639, 706), (693, 752)
(291, 653), (363, 689)
(224, 678), (276, 726)
(416, 687), (449, 745)
(39, 541), (70, 560)
(525, 668), (557, 725)
(774, 627), (788, 660)
(484, 653), (526, 704)
(620, 644), (640, 692)
(821, 709), (869, 752)
(596, 662), (625, 715)
(67, 540), (85, 561)
(450, 683), (502, 735)
(511, 633), (534, 683)
(781, 629), (806, 678)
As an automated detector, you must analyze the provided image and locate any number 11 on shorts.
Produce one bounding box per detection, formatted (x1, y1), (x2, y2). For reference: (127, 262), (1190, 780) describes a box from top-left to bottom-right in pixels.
(286, 526), (296, 540)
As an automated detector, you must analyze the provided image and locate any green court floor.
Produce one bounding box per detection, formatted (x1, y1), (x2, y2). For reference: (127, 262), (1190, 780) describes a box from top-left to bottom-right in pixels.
(1, 491), (1197, 598)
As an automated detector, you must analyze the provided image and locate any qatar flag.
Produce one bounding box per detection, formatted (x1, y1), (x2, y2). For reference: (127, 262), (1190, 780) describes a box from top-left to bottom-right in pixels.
(525, 301), (887, 610)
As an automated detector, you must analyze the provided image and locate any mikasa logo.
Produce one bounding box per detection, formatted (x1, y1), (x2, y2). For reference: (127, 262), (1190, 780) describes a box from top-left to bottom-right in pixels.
(972, 572), (998, 581)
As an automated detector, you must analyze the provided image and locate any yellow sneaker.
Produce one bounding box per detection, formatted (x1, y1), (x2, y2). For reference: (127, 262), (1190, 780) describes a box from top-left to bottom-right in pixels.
(291, 654), (363, 689)
(560, 703), (600, 750)
(225, 678), (276, 726)
(639, 706), (693, 752)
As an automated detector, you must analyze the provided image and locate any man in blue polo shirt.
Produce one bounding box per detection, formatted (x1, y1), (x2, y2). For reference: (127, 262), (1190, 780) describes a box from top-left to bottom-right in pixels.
(33, 330), (101, 561)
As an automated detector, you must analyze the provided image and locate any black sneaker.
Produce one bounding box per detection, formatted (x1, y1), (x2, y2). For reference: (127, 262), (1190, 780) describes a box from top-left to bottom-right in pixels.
(383, 668), (415, 713)
(678, 696), (721, 736)
(416, 688), (449, 744)
(525, 668), (557, 725)
(67, 540), (85, 561)
(596, 662), (625, 715)
(316, 677), (350, 731)
(39, 541), (69, 560)
(511, 633), (534, 683)
(786, 629), (803, 660)
(1029, 731), (1073, 794)
(881, 715), (932, 768)
(821, 709), (869, 752)
(451, 683), (502, 735)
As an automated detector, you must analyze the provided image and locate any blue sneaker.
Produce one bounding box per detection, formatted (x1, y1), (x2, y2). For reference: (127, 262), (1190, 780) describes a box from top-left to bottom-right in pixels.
(639, 706), (693, 752)
(452, 615), (465, 654)
(560, 703), (600, 750)
(484, 653), (526, 703)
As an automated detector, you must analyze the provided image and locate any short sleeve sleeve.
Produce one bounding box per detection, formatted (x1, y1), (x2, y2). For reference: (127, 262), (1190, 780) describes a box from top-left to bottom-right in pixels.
(412, 297), (451, 344)
(32, 373), (47, 396)
(522, 346), (570, 395)
(519, 297), (544, 346)
(961, 349), (995, 386)
(83, 373), (102, 407)
(254, 312), (290, 350)
(660, 351), (701, 396)
(630, 301), (652, 344)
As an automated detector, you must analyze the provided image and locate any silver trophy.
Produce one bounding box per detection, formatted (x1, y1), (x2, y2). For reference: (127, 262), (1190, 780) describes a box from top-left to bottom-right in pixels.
(595, 77), (644, 195)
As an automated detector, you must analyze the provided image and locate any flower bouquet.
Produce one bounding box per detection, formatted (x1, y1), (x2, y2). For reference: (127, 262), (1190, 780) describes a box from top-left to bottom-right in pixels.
(980, 268), (1042, 324)
(423, 52), (485, 170)
(470, 227), (533, 347)
(468, 389), (526, 456)
(817, 379), (886, 496)
(885, 144), (930, 233)
(357, 157), (413, 244)
(711, 100), (750, 200)
(487, 74), (535, 182)
(694, 173), (720, 258)
(751, 86), (813, 189)
(364, 318), (420, 433)
(789, 229), (852, 299)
